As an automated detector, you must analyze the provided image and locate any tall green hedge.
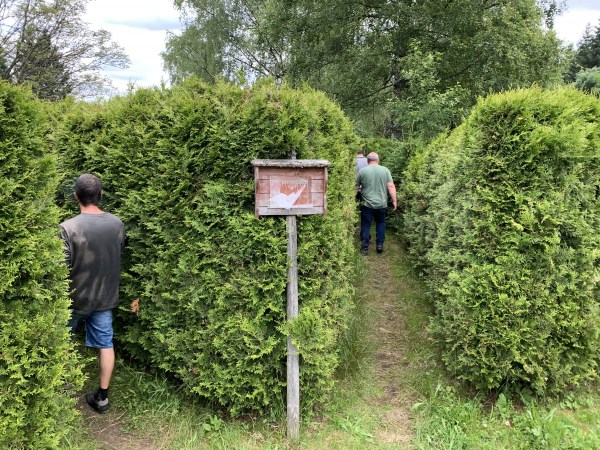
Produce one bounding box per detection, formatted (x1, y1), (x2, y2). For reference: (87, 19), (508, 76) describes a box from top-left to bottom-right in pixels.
(401, 87), (600, 394)
(53, 78), (358, 415)
(0, 82), (83, 448)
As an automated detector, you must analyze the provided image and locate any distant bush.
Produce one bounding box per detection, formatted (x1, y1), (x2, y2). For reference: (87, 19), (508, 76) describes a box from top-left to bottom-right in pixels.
(53, 78), (358, 416)
(401, 87), (600, 394)
(575, 67), (600, 93)
(0, 82), (84, 448)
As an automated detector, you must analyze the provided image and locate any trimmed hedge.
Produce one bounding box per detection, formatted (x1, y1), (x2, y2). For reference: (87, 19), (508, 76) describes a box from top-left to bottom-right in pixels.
(401, 87), (600, 394)
(0, 82), (83, 448)
(53, 78), (358, 415)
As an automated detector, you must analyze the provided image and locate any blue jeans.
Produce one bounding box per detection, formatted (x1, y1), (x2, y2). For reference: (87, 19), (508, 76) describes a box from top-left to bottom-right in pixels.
(360, 205), (387, 246)
(68, 310), (114, 349)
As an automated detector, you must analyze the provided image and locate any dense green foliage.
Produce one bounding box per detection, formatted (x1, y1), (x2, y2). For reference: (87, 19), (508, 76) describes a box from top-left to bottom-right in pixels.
(165, 0), (564, 137)
(400, 87), (600, 394)
(575, 66), (600, 93)
(0, 81), (83, 448)
(53, 78), (358, 415)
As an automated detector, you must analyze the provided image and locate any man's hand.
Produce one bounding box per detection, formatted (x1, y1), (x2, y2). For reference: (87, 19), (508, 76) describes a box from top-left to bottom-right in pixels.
(387, 181), (397, 211)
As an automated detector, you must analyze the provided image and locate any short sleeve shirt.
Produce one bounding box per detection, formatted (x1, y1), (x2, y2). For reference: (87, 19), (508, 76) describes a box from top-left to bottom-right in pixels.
(356, 165), (393, 209)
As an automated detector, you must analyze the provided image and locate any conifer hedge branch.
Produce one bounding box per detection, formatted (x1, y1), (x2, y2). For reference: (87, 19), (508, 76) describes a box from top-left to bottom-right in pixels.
(401, 87), (600, 394)
(53, 78), (358, 415)
(0, 82), (84, 448)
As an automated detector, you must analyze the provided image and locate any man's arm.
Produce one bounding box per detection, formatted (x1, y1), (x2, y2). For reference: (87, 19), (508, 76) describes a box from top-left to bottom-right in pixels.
(387, 181), (397, 211)
(59, 226), (72, 266)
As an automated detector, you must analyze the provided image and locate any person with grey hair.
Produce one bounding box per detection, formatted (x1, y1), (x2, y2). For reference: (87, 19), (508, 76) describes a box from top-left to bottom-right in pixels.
(60, 174), (125, 414)
(355, 152), (397, 254)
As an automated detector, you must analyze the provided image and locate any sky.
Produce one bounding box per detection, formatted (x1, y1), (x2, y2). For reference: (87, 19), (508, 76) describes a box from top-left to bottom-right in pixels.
(554, 0), (600, 43)
(85, 0), (600, 95)
(83, 0), (182, 94)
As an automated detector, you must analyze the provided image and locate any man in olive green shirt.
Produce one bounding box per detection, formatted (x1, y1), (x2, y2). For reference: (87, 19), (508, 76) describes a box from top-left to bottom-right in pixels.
(355, 152), (397, 254)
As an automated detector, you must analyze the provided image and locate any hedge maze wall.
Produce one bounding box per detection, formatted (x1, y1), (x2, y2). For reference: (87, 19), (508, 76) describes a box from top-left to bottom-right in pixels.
(400, 87), (600, 394)
(53, 78), (359, 415)
(0, 82), (83, 448)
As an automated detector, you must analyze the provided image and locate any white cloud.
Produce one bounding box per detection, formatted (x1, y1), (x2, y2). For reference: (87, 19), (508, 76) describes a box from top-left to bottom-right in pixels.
(555, 10), (600, 44)
(554, 1), (600, 44)
(84, 0), (182, 94)
(85, 0), (182, 30)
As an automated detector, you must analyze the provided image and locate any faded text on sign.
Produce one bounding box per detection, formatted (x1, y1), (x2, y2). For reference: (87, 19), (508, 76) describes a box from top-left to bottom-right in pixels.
(269, 176), (312, 210)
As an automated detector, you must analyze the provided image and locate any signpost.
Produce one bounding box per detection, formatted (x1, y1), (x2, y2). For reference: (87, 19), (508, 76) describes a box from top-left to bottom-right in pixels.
(251, 157), (330, 441)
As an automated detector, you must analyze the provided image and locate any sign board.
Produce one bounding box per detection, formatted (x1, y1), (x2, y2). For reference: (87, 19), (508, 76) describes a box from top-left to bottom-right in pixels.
(251, 157), (330, 441)
(251, 159), (330, 217)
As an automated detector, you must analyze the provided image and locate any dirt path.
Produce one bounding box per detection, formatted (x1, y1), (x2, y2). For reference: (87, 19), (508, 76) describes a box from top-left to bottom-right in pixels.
(76, 395), (160, 450)
(359, 235), (421, 447)
(75, 233), (423, 449)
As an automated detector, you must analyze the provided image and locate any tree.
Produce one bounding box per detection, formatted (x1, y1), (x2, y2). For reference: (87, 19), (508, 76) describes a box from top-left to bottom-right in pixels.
(165, 0), (565, 137)
(163, 0), (285, 84)
(566, 20), (600, 82)
(272, 0), (565, 137)
(9, 29), (72, 100)
(575, 22), (600, 69)
(0, 0), (130, 100)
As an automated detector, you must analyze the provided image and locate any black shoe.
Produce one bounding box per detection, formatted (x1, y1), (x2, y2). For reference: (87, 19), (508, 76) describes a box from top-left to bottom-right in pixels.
(360, 241), (369, 255)
(86, 391), (110, 414)
(376, 244), (383, 254)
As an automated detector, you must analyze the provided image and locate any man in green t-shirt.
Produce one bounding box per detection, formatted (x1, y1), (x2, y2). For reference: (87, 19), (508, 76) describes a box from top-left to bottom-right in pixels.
(355, 152), (397, 254)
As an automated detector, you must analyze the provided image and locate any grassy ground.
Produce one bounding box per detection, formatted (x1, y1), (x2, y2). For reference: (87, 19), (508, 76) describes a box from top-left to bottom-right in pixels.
(63, 233), (600, 449)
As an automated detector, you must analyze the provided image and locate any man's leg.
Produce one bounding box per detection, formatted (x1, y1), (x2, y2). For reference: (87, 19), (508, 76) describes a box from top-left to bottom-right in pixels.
(99, 348), (115, 390)
(360, 205), (374, 253)
(374, 208), (387, 253)
(85, 310), (114, 413)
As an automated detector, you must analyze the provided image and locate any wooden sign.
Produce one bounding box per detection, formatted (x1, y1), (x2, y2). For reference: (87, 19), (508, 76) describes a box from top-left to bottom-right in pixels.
(251, 157), (330, 441)
(251, 159), (330, 217)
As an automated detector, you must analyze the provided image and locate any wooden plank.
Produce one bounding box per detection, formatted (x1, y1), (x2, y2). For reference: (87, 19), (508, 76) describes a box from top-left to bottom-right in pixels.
(257, 179), (325, 194)
(256, 192), (325, 207)
(253, 161), (328, 216)
(286, 215), (300, 441)
(254, 166), (260, 217)
(256, 206), (325, 216)
(256, 167), (325, 179)
(323, 164), (328, 217)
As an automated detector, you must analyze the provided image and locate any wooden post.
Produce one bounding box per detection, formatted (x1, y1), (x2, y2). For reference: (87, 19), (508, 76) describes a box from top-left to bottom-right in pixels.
(286, 147), (300, 441)
(286, 214), (299, 441)
(251, 155), (330, 442)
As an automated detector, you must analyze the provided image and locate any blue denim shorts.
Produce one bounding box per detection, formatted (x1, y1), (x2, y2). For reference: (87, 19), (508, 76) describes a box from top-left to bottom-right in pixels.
(68, 310), (114, 349)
